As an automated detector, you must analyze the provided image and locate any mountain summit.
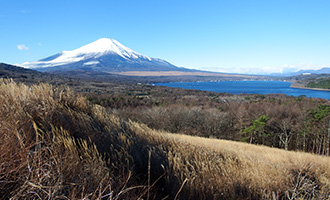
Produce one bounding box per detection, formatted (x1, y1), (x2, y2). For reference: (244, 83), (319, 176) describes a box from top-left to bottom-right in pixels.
(19, 38), (187, 73)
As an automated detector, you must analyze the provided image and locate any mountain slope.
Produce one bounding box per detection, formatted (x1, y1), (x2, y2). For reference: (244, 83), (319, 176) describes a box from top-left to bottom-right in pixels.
(271, 67), (330, 77)
(19, 38), (189, 73)
(0, 62), (42, 75)
(0, 62), (56, 83)
(294, 67), (330, 75)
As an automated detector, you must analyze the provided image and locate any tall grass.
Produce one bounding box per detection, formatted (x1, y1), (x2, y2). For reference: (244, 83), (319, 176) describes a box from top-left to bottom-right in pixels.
(130, 123), (330, 199)
(1, 79), (330, 199)
(0, 79), (150, 199)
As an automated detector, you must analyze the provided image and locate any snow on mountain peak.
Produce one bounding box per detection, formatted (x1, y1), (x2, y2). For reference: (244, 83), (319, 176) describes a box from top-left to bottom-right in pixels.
(19, 38), (152, 69)
(76, 38), (130, 55)
(65, 38), (150, 59)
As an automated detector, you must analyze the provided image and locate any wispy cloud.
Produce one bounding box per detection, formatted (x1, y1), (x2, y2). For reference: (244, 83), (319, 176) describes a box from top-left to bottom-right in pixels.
(21, 10), (31, 14)
(17, 44), (30, 51)
(212, 64), (327, 75)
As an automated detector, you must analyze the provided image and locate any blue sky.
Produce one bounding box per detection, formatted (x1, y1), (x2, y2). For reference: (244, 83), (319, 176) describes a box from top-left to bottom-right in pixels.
(1, 0), (330, 74)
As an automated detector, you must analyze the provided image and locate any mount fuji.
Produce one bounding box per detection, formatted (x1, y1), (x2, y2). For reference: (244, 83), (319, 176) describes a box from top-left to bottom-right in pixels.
(19, 38), (190, 73)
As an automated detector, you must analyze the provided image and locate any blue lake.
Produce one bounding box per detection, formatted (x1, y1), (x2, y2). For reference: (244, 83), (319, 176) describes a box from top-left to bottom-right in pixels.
(154, 81), (330, 100)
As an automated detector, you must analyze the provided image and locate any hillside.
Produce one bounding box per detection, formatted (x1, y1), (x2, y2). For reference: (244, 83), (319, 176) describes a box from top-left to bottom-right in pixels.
(1, 79), (330, 199)
(306, 77), (330, 90)
(288, 74), (330, 91)
(0, 62), (53, 84)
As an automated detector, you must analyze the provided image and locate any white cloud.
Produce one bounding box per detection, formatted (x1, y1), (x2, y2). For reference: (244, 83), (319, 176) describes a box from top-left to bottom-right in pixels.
(17, 44), (30, 51)
(202, 64), (328, 75)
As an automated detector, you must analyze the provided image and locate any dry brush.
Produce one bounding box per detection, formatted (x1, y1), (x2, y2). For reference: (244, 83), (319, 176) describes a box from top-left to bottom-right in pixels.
(1, 79), (330, 199)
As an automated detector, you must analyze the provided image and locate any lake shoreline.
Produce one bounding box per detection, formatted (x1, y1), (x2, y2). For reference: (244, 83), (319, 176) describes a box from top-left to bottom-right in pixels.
(290, 82), (330, 92)
(156, 80), (330, 99)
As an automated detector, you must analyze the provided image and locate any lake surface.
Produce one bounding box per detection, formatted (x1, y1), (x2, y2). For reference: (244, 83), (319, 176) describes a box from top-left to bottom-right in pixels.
(154, 81), (330, 100)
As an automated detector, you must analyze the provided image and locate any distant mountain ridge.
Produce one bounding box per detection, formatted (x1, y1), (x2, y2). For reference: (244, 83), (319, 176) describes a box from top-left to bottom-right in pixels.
(294, 67), (330, 75)
(271, 67), (330, 77)
(19, 38), (191, 73)
(0, 62), (44, 78)
(0, 62), (71, 84)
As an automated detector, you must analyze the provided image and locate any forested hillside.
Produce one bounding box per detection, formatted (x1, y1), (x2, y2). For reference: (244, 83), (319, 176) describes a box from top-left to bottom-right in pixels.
(307, 77), (330, 89)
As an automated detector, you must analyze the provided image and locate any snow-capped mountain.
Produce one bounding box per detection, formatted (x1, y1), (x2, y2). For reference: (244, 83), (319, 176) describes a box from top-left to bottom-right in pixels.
(20, 38), (188, 72)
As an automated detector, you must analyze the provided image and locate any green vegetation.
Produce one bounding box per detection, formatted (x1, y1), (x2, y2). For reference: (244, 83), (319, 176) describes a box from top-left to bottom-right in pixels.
(306, 77), (330, 89)
(2, 79), (330, 199)
(242, 115), (269, 143)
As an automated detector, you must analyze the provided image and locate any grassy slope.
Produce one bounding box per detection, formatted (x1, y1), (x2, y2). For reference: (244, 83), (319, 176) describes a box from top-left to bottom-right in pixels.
(140, 128), (330, 199)
(1, 79), (330, 199)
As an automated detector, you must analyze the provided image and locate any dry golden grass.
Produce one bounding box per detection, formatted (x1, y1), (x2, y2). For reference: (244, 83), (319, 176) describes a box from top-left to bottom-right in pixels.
(0, 79), (148, 199)
(166, 133), (330, 199)
(1, 79), (330, 199)
(129, 123), (330, 199)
